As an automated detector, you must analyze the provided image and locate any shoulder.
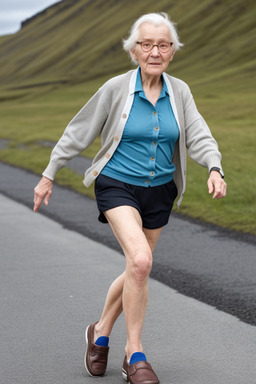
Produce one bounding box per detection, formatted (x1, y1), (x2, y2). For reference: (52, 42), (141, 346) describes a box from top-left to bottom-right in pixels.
(164, 73), (191, 93)
(101, 70), (135, 92)
(164, 73), (193, 107)
(95, 70), (135, 106)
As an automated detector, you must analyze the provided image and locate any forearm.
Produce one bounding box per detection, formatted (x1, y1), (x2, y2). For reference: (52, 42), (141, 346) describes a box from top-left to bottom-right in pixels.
(184, 88), (223, 170)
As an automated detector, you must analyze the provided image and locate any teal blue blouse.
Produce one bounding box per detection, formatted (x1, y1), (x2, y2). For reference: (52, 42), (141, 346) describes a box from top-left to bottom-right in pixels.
(101, 68), (179, 187)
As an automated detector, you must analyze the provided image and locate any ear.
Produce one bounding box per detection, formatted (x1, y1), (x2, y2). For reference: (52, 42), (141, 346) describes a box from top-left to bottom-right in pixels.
(130, 48), (138, 62)
(169, 51), (175, 62)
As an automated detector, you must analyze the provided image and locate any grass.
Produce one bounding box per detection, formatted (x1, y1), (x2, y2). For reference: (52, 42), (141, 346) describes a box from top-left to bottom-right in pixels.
(0, 0), (256, 234)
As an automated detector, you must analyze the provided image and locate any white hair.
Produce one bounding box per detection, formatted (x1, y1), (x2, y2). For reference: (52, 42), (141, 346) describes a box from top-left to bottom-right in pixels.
(123, 12), (183, 64)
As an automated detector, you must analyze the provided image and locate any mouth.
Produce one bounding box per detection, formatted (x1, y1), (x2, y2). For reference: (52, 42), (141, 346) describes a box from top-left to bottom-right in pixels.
(149, 63), (161, 66)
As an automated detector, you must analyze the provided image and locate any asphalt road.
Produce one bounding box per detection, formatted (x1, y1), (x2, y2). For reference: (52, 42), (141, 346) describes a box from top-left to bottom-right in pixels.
(1, 161), (256, 326)
(1, 193), (256, 384)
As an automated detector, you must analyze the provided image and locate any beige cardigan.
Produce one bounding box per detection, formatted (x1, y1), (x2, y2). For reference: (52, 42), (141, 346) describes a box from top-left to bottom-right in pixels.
(43, 68), (223, 207)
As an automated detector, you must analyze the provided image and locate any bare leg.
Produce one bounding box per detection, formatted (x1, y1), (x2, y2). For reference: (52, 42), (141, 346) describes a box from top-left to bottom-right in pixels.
(99, 205), (162, 360)
(142, 227), (163, 254)
(94, 272), (125, 340)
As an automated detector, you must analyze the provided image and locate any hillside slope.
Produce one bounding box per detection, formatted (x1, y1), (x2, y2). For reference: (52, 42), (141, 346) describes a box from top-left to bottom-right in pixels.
(0, 0), (255, 93)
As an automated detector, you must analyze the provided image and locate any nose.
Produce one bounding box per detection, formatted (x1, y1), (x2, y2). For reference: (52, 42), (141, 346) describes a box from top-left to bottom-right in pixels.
(150, 45), (160, 55)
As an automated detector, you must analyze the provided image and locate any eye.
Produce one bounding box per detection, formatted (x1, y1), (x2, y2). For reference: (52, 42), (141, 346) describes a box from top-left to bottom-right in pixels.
(160, 43), (169, 49)
(143, 42), (151, 48)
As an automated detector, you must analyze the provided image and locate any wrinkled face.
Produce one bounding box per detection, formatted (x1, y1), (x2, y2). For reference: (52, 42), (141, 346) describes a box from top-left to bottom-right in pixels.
(131, 22), (175, 79)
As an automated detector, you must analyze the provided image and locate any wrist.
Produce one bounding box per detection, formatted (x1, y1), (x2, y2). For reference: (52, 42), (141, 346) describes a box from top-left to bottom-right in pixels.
(42, 175), (53, 182)
(209, 167), (224, 179)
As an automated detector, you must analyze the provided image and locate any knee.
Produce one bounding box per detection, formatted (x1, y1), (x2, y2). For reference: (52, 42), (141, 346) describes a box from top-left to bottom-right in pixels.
(129, 252), (152, 284)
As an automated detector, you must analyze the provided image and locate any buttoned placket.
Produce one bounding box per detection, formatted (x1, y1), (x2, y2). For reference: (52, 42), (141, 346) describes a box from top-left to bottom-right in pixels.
(146, 108), (160, 186)
(135, 71), (169, 187)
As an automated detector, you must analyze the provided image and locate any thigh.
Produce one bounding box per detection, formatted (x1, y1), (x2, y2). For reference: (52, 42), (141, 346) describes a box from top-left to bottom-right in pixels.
(95, 174), (141, 224)
(139, 180), (178, 229)
(104, 206), (151, 259)
(143, 227), (163, 253)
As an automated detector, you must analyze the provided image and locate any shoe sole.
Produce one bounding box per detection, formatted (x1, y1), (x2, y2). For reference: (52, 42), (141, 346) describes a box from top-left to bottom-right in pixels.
(122, 364), (159, 384)
(84, 325), (94, 377)
(122, 368), (128, 382)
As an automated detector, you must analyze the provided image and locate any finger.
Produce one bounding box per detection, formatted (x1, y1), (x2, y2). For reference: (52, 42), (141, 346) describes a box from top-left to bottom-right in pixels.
(207, 179), (214, 195)
(33, 195), (43, 212)
(223, 182), (227, 197)
(33, 188), (45, 212)
(207, 179), (212, 194)
(213, 181), (227, 199)
(33, 190), (38, 212)
(213, 189), (219, 199)
(219, 182), (227, 199)
(33, 199), (40, 212)
(212, 182), (222, 199)
(33, 177), (53, 212)
(44, 190), (52, 206)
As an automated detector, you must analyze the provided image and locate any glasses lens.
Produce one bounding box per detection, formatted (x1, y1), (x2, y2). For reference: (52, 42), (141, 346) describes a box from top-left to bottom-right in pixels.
(159, 43), (169, 52)
(140, 42), (171, 52)
(141, 42), (152, 52)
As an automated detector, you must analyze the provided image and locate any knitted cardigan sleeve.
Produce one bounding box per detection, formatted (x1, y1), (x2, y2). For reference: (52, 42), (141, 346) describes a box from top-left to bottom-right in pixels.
(182, 82), (222, 171)
(42, 84), (110, 180)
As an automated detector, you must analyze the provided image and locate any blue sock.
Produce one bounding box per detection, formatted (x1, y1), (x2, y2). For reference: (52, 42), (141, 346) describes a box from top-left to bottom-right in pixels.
(95, 336), (109, 347)
(130, 352), (147, 365)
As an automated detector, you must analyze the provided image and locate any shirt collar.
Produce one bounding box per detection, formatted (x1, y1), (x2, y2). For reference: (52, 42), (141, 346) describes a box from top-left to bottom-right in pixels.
(135, 68), (144, 93)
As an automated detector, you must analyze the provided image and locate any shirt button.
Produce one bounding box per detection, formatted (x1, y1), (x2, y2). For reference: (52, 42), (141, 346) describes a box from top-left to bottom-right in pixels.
(153, 142), (156, 145)
(114, 136), (119, 141)
(122, 113), (127, 119)
(93, 171), (98, 176)
(150, 172), (155, 176)
(146, 180), (150, 184)
(155, 127), (159, 131)
(151, 157), (155, 161)
(153, 111), (157, 116)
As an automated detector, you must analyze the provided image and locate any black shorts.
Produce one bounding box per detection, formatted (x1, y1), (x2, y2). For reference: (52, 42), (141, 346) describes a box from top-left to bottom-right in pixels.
(94, 174), (178, 229)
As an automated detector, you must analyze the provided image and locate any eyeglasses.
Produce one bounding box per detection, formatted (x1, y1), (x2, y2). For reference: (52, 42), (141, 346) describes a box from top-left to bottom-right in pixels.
(136, 41), (173, 53)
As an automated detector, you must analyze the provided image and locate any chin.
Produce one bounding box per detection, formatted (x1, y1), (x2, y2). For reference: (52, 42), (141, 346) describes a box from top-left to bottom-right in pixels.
(147, 67), (164, 75)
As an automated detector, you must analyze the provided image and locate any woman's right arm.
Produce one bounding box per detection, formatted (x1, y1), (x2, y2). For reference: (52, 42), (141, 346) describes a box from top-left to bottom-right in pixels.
(42, 83), (111, 181)
(33, 176), (53, 212)
(33, 82), (111, 212)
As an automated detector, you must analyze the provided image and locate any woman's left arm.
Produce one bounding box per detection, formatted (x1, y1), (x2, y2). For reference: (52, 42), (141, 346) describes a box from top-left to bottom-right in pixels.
(182, 84), (227, 198)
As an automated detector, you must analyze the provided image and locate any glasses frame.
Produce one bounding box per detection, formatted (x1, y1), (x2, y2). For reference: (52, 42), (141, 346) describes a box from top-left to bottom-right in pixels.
(136, 41), (174, 53)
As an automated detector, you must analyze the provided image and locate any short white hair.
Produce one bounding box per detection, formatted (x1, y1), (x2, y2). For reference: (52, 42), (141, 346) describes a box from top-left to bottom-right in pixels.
(123, 12), (183, 64)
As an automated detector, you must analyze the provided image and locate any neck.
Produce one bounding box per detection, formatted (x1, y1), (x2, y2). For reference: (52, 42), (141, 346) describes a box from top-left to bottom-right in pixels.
(140, 71), (162, 90)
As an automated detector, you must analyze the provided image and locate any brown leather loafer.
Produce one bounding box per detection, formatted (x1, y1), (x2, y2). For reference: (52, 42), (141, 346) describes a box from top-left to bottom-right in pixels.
(84, 322), (109, 376)
(122, 355), (159, 384)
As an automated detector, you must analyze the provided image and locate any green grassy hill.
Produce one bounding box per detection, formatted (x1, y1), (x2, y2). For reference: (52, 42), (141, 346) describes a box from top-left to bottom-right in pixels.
(0, 0), (255, 91)
(0, 0), (256, 234)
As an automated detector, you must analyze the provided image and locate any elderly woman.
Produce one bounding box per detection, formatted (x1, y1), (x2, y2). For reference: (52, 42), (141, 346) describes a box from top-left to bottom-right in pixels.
(34, 12), (226, 384)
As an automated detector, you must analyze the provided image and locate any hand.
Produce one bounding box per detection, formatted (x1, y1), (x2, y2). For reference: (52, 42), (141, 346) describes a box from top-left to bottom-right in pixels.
(33, 176), (53, 212)
(207, 171), (227, 199)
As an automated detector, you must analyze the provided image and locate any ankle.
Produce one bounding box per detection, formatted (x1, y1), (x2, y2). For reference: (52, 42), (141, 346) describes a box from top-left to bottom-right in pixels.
(94, 321), (110, 342)
(94, 323), (100, 342)
(125, 346), (144, 363)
